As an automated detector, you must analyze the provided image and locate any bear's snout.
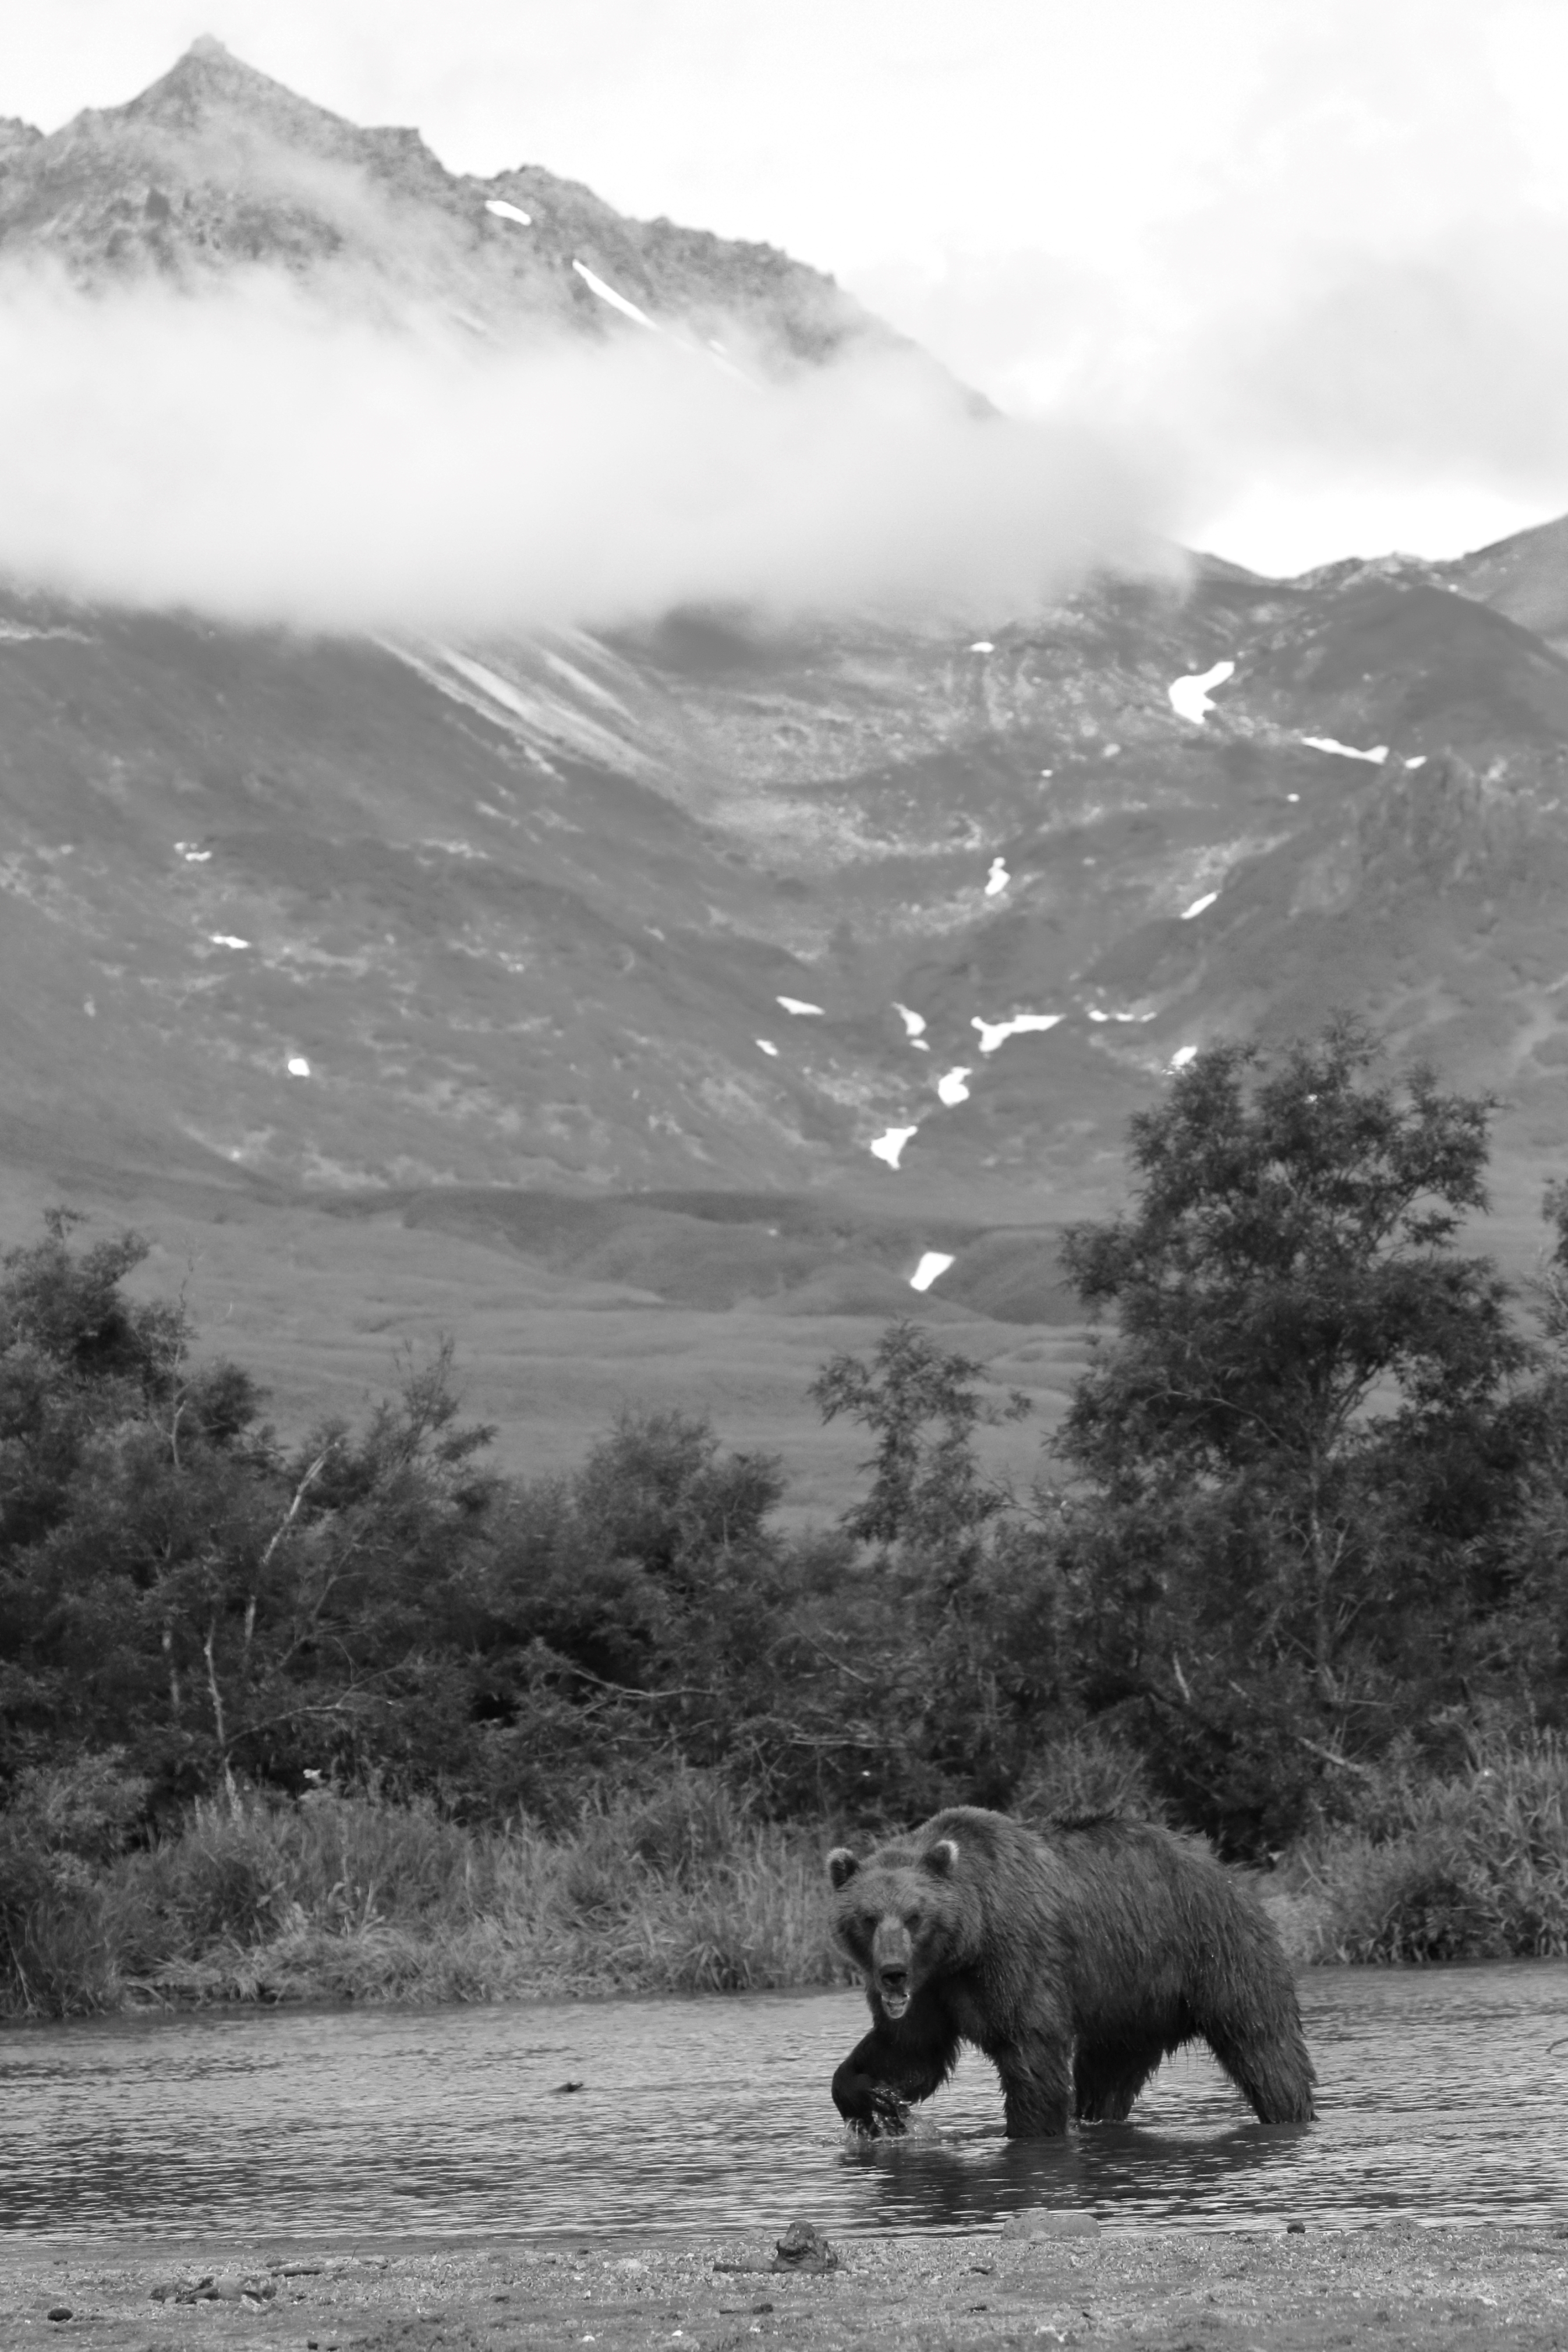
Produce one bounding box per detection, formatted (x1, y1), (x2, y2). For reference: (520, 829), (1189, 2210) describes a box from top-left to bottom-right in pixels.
(870, 1917), (915, 2020)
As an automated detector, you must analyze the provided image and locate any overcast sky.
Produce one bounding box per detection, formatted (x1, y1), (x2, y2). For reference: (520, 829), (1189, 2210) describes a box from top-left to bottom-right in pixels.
(9, 0), (1568, 576)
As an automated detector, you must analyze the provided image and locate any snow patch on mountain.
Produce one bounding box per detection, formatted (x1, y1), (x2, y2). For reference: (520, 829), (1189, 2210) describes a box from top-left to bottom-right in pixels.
(385, 643), (650, 778)
(1167, 659), (1235, 723)
(777, 995), (824, 1016)
(869, 1125), (918, 1168)
(1302, 735), (1389, 764)
(909, 1250), (955, 1292)
(972, 1011), (1061, 1054)
(936, 1067), (972, 1105)
(985, 856), (1010, 896)
(572, 260), (657, 330)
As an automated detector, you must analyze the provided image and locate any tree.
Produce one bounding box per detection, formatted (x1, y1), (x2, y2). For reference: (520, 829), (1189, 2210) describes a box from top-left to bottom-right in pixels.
(0, 1215), (505, 1807)
(1056, 1018), (1529, 1838)
(0, 1211), (194, 1558)
(808, 1322), (1056, 1815)
(809, 1320), (1030, 1560)
(1468, 1180), (1568, 1728)
(0, 1213), (272, 1789)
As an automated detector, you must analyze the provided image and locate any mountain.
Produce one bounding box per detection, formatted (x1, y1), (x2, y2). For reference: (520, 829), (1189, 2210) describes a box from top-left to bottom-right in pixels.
(1, 44), (1565, 1482)
(0, 36), (885, 365)
(1445, 517), (1568, 656)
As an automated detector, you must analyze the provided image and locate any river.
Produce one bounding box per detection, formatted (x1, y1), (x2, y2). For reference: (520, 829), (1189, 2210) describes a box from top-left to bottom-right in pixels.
(6, 1962), (1566, 2240)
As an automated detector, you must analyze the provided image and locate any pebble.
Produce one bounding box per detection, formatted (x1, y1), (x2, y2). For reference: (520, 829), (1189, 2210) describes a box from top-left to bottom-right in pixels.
(150, 2272), (277, 2305)
(47, 2308), (72, 2323)
(1000, 2209), (1103, 2241)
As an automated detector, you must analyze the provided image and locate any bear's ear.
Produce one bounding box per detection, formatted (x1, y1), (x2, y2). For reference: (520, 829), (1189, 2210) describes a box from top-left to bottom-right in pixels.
(924, 1838), (960, 1878)
(827, 1847), (860, 1891)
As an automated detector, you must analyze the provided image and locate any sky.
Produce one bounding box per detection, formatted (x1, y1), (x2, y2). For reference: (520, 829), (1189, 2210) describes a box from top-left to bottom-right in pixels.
(7, 0), (1568, 578)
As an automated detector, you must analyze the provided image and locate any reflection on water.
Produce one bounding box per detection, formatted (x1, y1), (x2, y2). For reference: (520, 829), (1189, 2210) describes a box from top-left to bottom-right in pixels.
(5, 1962), (1568, 2241)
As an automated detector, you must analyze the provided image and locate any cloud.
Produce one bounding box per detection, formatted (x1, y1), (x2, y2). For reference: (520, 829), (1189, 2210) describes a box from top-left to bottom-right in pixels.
(1174, 218), (1568, 491)
(860, 216), (1568, 583)
(0, 265), (1167, 634)
(843, 0), (1568, 572)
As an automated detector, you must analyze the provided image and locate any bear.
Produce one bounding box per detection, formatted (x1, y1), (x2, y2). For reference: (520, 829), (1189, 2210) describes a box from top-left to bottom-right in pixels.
(826, 1805), (1315, 2139)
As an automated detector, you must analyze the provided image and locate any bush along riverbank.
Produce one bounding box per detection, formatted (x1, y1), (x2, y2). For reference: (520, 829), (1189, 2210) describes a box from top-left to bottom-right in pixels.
(16, 1021), (1568, 2018)
(1283, 1729), (1568, 1964)
(0, 1766), (839, 2017)
(8, 1735), (1568, 2018)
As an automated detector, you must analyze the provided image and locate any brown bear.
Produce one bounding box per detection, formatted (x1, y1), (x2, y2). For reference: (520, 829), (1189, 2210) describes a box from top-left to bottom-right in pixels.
(826, 1806), (1315, 2138)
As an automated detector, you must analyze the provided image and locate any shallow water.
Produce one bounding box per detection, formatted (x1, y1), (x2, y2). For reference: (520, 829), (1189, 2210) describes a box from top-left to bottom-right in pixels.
(6, 1963), (1568, 2241)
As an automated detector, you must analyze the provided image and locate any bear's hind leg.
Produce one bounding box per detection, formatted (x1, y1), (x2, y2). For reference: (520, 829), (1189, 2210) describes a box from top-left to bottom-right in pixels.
(1192, 1915), (1316, 2124)
(1204, 2018), (1316, 2124)
(1073, 2031), (1167, 2123)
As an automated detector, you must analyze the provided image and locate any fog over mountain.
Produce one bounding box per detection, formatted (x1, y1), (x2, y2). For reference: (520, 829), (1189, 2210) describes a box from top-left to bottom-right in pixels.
(0, 40), (1161, 634)
(2, 39), (1567, 1464)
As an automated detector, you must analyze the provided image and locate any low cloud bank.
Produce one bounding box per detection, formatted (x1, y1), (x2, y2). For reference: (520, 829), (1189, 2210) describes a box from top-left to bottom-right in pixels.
(0, 268), (1166, 633)
(862, 218), (1568, 577)
(851, 0), (1568, 572)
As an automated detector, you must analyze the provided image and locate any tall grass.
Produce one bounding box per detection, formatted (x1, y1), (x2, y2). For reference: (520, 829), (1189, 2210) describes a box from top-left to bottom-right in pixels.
(11, 1735), (1568, 2019)
(1287, 1732), (1568, 1962)
(0, 1769), (843, 2020)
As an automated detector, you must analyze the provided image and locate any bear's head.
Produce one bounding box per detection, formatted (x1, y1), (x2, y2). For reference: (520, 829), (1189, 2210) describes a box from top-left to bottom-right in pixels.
(825, 1831), (970, 2021)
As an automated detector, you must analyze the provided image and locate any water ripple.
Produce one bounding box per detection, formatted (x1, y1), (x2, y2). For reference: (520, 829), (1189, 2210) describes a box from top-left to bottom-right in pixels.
(4, 1963), (1567, 2240)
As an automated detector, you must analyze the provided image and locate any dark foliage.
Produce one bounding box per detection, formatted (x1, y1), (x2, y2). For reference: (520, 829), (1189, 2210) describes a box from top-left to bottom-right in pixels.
(1054, 1016), (1544, 1850)
(0, 1233), (1057, 1837)
(5, 1017), (1568, 1891)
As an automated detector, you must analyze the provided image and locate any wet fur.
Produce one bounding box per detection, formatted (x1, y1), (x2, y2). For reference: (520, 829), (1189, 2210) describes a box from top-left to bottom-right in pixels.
(826, 1806), (1315, 2139)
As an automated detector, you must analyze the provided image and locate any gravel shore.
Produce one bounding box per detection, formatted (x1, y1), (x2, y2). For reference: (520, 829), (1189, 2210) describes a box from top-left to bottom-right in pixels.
(6, 2220), (1568, 2350)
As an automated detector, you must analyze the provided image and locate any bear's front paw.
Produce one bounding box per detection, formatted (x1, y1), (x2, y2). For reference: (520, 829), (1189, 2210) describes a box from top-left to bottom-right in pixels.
(862, 2089), (911, 2138)
(833, 2056), (912, 2138)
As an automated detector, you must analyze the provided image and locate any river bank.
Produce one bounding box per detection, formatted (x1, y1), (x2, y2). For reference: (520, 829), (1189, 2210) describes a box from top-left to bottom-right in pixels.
(6, 2220), (1568, 2349)
(9, 1735), (1568, 2020)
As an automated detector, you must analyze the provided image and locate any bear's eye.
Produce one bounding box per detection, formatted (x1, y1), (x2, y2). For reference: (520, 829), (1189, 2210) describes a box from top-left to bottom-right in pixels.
(902, 1910), (921, 1932)
(857, 1912), (877, 1940)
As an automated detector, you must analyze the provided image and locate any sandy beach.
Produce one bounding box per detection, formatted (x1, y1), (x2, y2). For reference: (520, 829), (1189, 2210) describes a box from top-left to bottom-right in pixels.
(6, 2219), (1568, 2350)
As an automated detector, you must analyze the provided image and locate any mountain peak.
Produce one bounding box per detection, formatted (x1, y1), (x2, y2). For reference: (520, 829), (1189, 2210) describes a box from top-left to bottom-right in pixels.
(0, 41), (883, 366)
(114, 34), (355, 146)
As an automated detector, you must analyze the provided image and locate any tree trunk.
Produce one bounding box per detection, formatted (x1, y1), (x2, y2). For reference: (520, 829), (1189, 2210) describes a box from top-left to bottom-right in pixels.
(1305, 1467), (1336, 1707)
(202, 1617), (240, 1813)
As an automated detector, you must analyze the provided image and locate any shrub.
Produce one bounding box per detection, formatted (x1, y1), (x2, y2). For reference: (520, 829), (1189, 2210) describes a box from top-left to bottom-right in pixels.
(1014, 1725), (1166, 1824)
(1293, 1732), (1568, 1961)
(0, 1753), (148, 2015)
(2, 1773), (843, 2014)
